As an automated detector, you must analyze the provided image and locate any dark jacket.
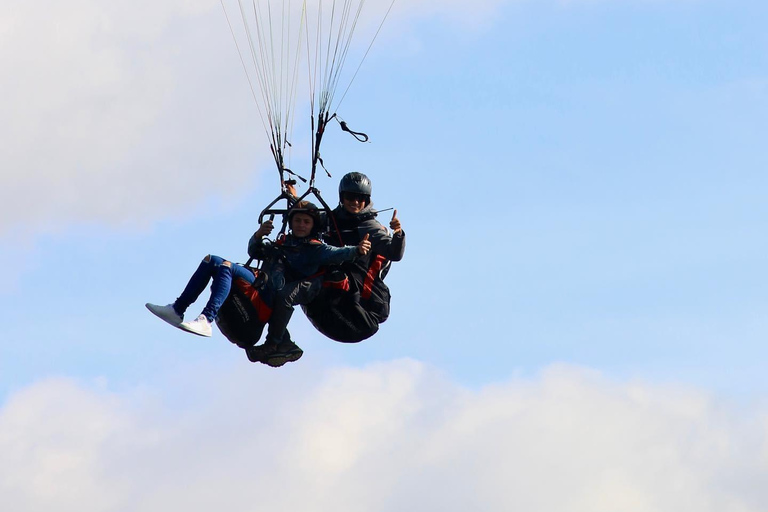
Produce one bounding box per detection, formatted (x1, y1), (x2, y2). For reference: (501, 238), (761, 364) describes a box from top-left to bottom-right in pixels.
(248, 232), (359, 290)
(302, 203), (404, 340)
(327, 203), (405, 274)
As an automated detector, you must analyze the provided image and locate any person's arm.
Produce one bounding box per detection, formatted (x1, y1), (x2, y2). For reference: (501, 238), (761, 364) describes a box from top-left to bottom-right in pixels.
(315, 235), (371, 266)
(366, 211), (405, 262)
(247, 219), (275, 259)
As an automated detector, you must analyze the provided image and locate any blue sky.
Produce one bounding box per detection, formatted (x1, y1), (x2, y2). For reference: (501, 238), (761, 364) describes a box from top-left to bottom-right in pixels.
(2, 0), (768, 510)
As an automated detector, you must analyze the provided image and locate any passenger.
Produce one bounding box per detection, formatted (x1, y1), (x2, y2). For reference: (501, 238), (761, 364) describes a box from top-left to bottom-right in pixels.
(245, 200), (372, 366)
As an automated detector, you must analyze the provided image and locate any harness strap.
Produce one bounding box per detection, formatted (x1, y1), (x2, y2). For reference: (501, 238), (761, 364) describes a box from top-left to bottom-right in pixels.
(362, 254), (387, 300)
(323, 277), (350, 291)
(283, 167), (308, 183)
(233, 278), (273, 323)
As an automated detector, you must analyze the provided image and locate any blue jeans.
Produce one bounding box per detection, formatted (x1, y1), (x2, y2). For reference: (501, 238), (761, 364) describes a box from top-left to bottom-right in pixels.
(173, 255), (256, 322)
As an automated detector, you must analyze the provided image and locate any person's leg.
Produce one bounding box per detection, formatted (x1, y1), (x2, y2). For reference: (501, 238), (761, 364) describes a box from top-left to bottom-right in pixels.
(266, 277), (322, 342)
(177, 258), (256, 337)
(247, 280), (307, 365)
(264, 281), (301, 344)
(260, 278), (322, 367)
(229, 262), (257, 285)
(198, 261), (256, 322)
(147, 254), (222, 327)
(174, 255), (225, 316)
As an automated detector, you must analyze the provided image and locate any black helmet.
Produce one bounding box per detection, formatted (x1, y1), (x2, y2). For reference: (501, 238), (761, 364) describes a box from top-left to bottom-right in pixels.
(288, 200), (322, 236)
(338, 172), (372, 204)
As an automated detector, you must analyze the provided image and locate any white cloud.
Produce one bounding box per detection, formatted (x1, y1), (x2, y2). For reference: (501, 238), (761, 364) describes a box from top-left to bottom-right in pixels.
(0, 1), (270, 235)
(0, 0), (702, 237)
(2, 361), (767, 512)
(0, 0), (513, 237)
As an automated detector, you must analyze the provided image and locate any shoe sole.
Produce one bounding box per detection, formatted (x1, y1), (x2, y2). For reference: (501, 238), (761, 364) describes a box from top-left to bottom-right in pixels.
(246, 347), (270, 363)
(146, 304), (183, 327)
(265, 350), (303, 368)
(178, 322), (212, 337)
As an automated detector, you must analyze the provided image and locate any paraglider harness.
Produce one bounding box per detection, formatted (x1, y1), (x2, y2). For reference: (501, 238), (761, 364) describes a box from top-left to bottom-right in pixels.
(216, 179), (391, 347)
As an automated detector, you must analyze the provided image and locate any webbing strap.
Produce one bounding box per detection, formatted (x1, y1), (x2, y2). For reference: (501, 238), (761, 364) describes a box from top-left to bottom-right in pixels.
(338, 120), (369, 143)
(362, 255), (387, 300)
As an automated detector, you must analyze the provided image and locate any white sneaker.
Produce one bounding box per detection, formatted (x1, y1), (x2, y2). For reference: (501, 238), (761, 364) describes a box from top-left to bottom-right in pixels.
(179, 314), (213, 337)
(146, 303), (183, 326)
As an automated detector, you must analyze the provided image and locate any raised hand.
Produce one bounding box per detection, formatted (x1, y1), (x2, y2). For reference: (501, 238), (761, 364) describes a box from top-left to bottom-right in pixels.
(254, 219), (274, 238)
(357, 233), (371, 255)
(390, 209), (402, 234)
(285, 181), (298, 198)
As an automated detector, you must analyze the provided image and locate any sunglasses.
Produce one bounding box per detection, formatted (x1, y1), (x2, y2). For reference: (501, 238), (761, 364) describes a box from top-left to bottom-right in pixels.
(343, 193), (368, 203)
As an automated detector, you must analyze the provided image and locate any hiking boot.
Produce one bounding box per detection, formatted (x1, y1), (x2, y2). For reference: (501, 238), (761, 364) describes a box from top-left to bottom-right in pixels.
(179, 314), (213, 337)
(265, 340), (303, 368)
(146, 303), (183, 327)
(245, 342), (278, 363)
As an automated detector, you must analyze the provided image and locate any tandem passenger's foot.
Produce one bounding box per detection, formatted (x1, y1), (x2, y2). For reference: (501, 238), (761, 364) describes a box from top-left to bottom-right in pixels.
(146, 303), (183, 327)
(179, 314), (213, 337)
